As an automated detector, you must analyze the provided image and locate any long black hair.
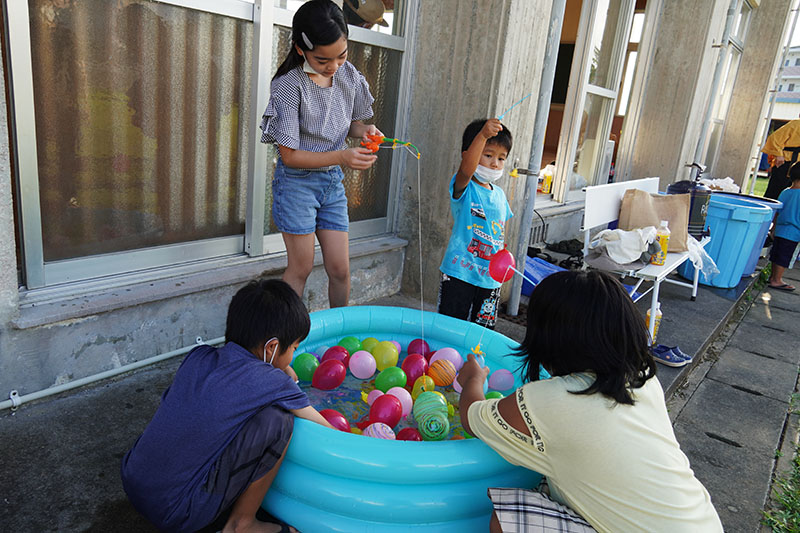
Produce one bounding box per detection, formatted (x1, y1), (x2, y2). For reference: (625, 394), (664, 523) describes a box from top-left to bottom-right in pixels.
(225, 279), (310, 353)
(516, 270), (656, 405)
(274, 0), (349, 80)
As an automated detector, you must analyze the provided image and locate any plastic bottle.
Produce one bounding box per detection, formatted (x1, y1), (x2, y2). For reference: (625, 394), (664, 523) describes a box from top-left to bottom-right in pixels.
(646, 303), (663, 343)
(537, 165), (554, 194)
(650, 220), (671, 265)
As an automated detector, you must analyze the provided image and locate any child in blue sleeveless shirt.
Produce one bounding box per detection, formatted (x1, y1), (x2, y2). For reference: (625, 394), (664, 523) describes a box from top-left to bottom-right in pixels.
(261, 0), (382, 308)
(438, 118), (513, 329)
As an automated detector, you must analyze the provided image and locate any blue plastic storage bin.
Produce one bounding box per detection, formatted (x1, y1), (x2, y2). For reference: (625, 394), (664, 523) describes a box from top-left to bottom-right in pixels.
(521, 256), (564, 296)
(711, 192), (782, 277)
(678, 194), (773, 288)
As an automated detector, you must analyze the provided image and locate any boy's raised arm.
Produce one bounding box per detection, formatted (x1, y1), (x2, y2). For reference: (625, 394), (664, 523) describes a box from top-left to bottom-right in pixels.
(454, 118), (503, 194)
(290, 405), (336, 430)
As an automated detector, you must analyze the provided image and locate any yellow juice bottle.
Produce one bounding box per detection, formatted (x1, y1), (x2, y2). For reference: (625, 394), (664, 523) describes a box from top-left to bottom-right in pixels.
(650, 220), (671, 266)
(645, 303), (663, 343)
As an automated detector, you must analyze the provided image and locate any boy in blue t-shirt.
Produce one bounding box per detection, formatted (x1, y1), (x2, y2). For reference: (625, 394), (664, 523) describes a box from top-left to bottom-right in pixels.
(438, 118), (513, 329)
(121, 279), (333, 532)
(768, 164), (800, 291)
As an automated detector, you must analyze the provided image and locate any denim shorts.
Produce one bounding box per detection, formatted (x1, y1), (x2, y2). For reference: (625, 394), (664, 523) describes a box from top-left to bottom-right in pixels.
(272, 160), (349, 235)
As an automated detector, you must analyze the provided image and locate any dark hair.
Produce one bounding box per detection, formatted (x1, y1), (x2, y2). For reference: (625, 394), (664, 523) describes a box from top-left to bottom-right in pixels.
(461, 119), (513, 153)
(516, 270), (656, 405)
(274, 0), (349, 79)
(789, 161), (800, 183)
(225, 279), (310, 353)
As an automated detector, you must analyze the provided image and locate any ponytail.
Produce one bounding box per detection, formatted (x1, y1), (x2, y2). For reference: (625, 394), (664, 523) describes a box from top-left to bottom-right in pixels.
(274, 0), (349, 80)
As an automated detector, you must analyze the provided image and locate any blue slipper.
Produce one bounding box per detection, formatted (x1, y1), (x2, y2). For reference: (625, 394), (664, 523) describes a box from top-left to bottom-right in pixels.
(667, 346), (692, 362)
(651, 344), (688, 367)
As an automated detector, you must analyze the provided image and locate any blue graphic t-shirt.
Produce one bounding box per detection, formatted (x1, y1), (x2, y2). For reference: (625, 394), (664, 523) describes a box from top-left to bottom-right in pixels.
(776, 188), (800, 242)
(440, 175), (513, 289)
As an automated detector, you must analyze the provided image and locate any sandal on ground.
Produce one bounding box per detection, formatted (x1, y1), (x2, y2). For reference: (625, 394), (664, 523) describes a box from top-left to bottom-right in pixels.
(666, 345), (692, 362)
(768, 283), (796, 292)
(651, 345), (688, 367)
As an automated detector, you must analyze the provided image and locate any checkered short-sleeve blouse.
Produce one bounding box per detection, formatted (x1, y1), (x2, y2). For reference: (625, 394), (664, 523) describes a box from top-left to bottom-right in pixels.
(260, 61), (374, 153)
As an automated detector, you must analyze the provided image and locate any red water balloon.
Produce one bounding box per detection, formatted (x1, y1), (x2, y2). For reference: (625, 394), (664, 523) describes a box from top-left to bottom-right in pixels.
(407, 339), (431, 357)
(369, 394), (403, 428)
(319, 409), (351, 432)
(489, 247), (516, 283)
(322, 345), (350, 367)
(397, 427), (423, 441)
(312, 359), (347, 390)
(401, 353), (429, 386)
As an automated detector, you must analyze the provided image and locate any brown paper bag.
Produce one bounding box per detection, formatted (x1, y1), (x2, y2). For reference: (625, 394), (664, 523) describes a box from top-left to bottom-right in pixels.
(618, 189), (689, 252)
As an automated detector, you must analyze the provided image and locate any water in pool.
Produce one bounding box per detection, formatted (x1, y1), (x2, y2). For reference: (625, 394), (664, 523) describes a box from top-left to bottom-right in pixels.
(299, 348), (476, 440)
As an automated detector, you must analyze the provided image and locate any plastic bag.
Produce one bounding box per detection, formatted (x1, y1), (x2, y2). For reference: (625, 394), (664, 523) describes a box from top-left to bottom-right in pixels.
(698, 176), (740, 193)
(589, 226), (658, 264)
(686, 235), (719, 281)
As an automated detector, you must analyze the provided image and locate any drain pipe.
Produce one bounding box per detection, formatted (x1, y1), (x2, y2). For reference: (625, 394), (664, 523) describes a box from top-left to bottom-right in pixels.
(506, 0), (566, 317)
(746, 2), (800, 195)
(690, 0), (738, 180)
(0, 336), (225, 412)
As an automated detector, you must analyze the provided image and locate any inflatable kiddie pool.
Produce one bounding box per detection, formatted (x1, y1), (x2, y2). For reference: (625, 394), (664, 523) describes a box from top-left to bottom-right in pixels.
(262, 306), (544, 532)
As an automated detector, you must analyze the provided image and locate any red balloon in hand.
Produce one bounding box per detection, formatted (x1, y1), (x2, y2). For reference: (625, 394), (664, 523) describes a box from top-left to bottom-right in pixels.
(488, 246), (516, 283)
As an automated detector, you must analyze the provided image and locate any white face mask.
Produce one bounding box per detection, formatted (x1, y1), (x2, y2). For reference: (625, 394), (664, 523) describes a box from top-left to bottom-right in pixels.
(474, 164), (503, 184)
(302, 58), (319, 74)
(263, 337), (279, 365)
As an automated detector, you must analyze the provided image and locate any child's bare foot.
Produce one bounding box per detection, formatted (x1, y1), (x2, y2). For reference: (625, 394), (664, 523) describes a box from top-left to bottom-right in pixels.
(222, 516), (297, 533)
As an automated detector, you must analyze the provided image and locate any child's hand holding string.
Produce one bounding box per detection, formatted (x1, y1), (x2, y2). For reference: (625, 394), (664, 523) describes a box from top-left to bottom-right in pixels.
(480, 118), (503, 141)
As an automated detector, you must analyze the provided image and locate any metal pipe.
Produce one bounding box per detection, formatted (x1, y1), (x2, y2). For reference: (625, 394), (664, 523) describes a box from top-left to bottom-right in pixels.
(746, 2), (800, 195)
(691, 0), (738, 180)
(506, 0), (566, 316)
(0, 336), (225, 412)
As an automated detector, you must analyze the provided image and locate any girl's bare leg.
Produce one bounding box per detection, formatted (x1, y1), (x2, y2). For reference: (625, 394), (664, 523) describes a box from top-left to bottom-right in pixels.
(281, 233), (316, 299)
(316, 229), (350, 308)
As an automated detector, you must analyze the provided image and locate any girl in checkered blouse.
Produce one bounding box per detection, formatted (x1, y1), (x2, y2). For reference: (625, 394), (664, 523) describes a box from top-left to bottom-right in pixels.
(261, 0), (382, 307)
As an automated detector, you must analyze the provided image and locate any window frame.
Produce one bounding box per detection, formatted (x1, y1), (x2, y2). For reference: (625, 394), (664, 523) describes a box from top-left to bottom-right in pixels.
(551, 0), (635, 203)
(702, 0), (753, 172)
(6, 0), (415, 289)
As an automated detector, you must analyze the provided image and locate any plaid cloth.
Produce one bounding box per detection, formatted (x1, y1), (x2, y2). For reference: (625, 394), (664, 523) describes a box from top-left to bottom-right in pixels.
(488, 487), (596, 532)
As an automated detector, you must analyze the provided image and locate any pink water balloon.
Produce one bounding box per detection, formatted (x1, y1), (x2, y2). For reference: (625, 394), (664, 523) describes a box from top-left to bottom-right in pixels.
(430, 347), (463, 372)
(349, 350), (377, 379)
(386, 386), (413, 417)
(488, 368), (515, 391)
(363, 422), (396, 440)
(366, 389), (384, 405)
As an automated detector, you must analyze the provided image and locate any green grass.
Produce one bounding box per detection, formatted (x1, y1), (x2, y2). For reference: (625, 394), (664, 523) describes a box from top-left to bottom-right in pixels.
(762, 392), (800, 531)
(752, 176), (769, 198)
(763, 450), (800, 532)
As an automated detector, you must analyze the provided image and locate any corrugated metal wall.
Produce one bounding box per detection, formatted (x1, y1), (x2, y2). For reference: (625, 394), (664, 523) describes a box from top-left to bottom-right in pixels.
(29, 0), (252, 261)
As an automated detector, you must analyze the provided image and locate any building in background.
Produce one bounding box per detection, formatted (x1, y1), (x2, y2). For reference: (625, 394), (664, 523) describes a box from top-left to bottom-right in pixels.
(0, 0), (792, 398)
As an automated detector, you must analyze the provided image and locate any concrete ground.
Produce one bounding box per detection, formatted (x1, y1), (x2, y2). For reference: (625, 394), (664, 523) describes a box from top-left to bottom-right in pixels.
(1, 263), (798, 532)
